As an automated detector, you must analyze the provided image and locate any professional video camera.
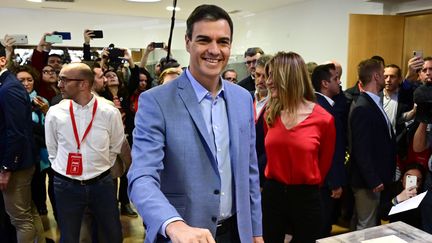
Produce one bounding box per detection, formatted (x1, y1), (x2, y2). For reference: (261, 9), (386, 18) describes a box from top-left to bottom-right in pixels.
(414, 83), (432, 123)
(106, 43), (124, 71)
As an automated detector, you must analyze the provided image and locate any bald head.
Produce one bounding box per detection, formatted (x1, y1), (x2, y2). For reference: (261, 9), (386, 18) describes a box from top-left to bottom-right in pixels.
(61, 63), (94, 88)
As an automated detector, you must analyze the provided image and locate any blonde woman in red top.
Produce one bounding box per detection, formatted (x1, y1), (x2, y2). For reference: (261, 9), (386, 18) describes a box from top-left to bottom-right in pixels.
(262, 52), (336, 243)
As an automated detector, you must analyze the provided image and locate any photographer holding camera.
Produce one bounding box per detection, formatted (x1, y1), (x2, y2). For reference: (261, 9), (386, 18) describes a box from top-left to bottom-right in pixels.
(412, 56), (432, 234)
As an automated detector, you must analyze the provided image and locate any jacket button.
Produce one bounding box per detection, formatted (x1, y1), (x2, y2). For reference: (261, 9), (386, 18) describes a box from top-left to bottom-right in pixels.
(214, 190), (220, 195)
(211, 217), (217, 222)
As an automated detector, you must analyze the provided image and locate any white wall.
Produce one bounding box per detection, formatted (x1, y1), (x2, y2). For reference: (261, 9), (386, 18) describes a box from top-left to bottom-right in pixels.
(384, 0), (432, 14)
(231, 0), (384, 86)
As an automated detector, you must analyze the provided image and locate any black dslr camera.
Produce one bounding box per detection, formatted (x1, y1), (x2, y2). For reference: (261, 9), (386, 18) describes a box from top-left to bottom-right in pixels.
(107, 44), (124, 70)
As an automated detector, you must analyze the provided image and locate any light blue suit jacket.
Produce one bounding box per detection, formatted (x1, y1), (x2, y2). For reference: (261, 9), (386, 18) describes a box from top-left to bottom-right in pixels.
(128, 72), (262, 243)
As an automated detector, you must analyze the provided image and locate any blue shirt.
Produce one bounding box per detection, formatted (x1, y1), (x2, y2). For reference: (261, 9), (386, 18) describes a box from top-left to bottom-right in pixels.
(160, 69), (234, 237)
(186, 69), (233, 220)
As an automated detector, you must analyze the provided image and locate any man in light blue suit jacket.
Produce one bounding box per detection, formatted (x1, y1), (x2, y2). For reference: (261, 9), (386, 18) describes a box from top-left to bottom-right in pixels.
(128, 4), (263, 243)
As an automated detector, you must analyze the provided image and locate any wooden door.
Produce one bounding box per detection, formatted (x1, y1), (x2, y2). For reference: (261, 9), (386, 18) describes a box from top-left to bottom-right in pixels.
(403, 14), (432, 74)
(346, 14), (405, 88)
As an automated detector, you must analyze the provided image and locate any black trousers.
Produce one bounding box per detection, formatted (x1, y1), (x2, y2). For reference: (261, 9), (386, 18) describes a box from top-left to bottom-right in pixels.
(216, 215), (240, 243)
(262, 180), (322, 243)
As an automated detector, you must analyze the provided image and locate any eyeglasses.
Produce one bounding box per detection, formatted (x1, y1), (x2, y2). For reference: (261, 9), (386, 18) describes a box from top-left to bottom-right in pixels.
(225, 77), (237, 82)
(58, 77), (84, 84)
(245, 59), (258, 65)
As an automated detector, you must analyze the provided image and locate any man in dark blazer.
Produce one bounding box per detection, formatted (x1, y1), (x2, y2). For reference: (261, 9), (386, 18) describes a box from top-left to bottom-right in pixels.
(0, 43), (44, 242)
(349, 59), (397, 230)
(237, 47), (264, 92)
(252, 54), (272, 187)
(312, 63), (347, 237)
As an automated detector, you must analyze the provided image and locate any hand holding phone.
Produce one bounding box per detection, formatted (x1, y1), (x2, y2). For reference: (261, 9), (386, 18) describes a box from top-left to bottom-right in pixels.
(152, 42), (164, 48)
(45, 35), (63, 44)
(10, 35), (28, 45)
(89, 30), (103, 39)
(405, 175), (417, 189)
(413, 50), (423, 59)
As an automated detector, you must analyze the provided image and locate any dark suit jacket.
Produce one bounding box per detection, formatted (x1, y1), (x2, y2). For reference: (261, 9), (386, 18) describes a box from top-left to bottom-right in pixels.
(238, 75), (255, 92)
(254, 100), (267, 187)
(379, 90), (412, 159)
(0, 70), (35, 171)
(316, 93), (346, 189)
(344, 81), (361, 108)
(349, 92), (396, 189)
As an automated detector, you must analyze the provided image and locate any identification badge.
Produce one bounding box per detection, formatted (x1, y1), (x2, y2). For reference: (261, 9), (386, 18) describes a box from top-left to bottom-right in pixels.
(66, 153), (83, 176)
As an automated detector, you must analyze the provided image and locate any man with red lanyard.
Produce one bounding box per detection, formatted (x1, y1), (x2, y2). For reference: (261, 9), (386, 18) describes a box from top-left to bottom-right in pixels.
(253, 55), (272, 187)
(45, 63), (124, 243)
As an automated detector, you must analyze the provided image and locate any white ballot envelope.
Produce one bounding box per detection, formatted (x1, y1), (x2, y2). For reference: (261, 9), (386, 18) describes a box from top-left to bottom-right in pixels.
(389, 191), (428, 216)
(361, 235), (408, 243)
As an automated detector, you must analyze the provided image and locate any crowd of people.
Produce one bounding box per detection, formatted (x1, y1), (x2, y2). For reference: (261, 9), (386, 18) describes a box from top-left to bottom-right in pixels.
(1, 3), (432, 243)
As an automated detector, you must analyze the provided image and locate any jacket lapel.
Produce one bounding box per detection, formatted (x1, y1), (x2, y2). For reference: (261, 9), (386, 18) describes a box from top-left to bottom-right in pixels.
(362, 92), (394, 139)
(176, 73), (217, 162)
(223, 83), (240, 175)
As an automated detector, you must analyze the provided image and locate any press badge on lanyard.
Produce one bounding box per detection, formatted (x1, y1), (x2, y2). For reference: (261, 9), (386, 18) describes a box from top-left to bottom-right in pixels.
(66, 99), (98, 176)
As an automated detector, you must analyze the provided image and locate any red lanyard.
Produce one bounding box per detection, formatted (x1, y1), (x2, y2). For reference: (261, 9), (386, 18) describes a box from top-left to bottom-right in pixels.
(69, 99), (98, 152)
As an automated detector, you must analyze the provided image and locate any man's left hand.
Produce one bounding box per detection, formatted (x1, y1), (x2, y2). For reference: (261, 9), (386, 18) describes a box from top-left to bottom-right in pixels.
(331, 187), (343, 199)
(253, 236), (264, 243)
(0, 171), (12, 191)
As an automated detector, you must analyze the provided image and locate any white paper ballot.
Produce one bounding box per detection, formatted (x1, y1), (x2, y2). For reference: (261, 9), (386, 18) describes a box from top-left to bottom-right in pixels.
(361, 235), (407, 243)
(389, 191), (428, 216)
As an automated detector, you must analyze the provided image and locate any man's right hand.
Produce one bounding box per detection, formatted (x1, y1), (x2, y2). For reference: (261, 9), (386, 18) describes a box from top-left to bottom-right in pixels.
(37, 32), (52, 52)
(0, 171), (11, 191)
(166, 220), (215, 243)
(372, 183), (384, 193)
(405, 56), (424, 81)
(84, 29), (93, 45)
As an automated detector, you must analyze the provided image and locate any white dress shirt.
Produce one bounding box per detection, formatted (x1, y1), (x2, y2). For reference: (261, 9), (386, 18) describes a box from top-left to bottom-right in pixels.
(45, 95), (124, 180)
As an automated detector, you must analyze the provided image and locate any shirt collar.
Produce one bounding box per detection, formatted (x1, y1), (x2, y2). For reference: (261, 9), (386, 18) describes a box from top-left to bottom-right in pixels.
(255, 92), (269, 103)
(186, 68), (224, 102)
(0, 68), (7, 77)
(365, 91), (381, 107)
(71, 94), (96, 109)
(315, 92), (335, 106)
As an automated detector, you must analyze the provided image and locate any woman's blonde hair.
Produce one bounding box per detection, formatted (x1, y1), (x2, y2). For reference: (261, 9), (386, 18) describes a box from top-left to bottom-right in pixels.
(265, 51), (315, 126)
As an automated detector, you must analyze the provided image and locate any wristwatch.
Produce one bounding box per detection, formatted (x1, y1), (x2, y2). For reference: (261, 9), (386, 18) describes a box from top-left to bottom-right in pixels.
(0, 165), (9, 173)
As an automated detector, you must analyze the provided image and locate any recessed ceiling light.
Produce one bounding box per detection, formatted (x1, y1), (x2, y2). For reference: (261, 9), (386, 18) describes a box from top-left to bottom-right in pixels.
(166, 6), (180, 11)
(26, 0), (43, 2)
(126, 0), (161, 2)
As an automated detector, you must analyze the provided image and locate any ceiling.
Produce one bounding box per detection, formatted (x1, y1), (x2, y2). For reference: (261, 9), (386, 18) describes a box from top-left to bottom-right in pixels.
(1, 0), (309, 20)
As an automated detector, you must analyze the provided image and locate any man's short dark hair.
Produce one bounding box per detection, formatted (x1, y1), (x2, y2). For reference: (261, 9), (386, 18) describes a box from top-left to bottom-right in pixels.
(371, 55), (385, 66)
(256, 54), (272, 68)
(385, 64), (402, 78)
(48, 53), (63, 61)
(358, 59), (382, 86)
(159, 57), (180, 73)
(0, 44), (6, 57)
(311, 63), (336, 92)
(222, 69), (236, 78)
(186, 5), (233, 41)
(244, 47), (264, 58)
(424, 56), (432, 62)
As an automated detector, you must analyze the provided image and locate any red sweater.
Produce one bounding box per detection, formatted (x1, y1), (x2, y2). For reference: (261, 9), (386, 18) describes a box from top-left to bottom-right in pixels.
(264, 104), (336, 185)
